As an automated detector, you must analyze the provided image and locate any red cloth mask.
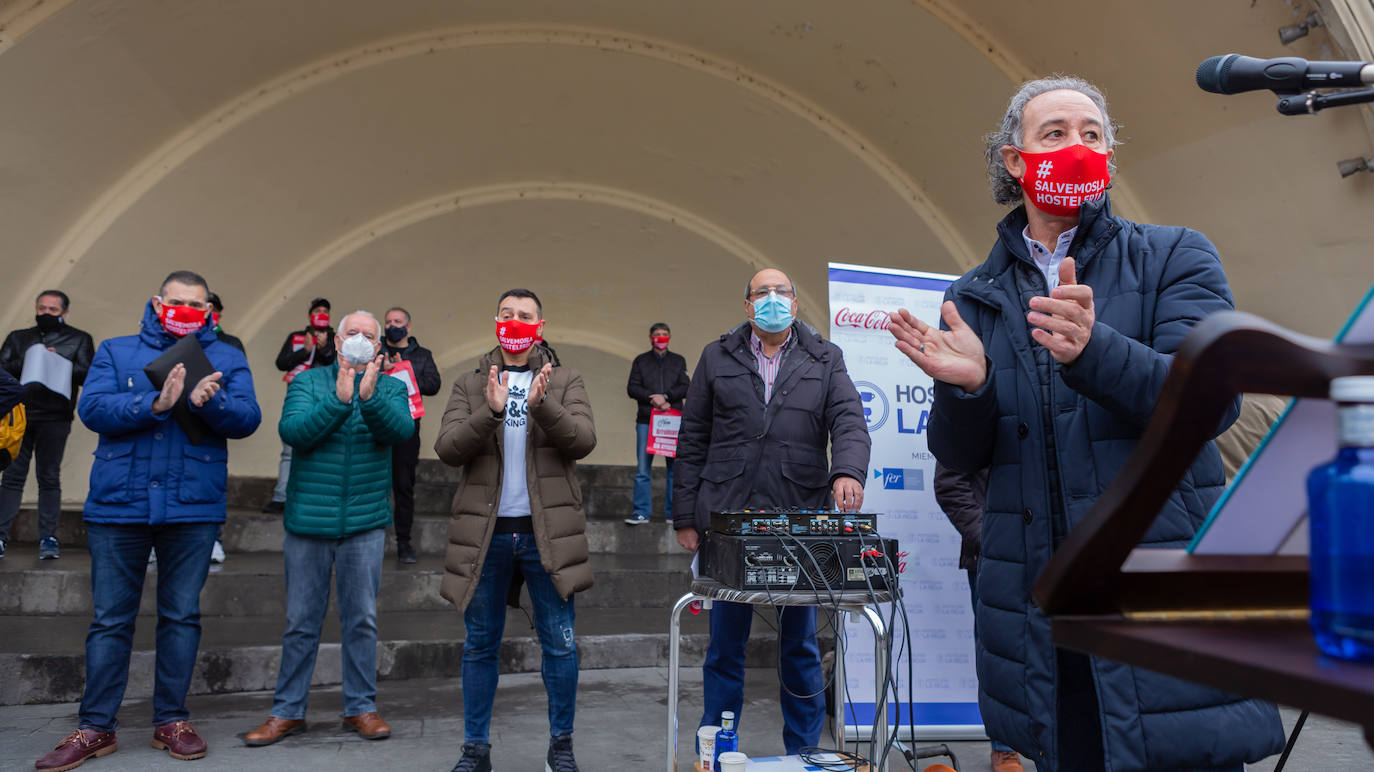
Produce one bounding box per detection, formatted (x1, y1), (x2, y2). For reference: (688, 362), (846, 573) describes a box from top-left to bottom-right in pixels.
(496, 318), (539, 354)
(1016, 144), (1110, 217)
(159, 302), (207, 337)
(310, 312), (330, 329)
(652, 335), (670, 351)
(211, 312), (222, 328)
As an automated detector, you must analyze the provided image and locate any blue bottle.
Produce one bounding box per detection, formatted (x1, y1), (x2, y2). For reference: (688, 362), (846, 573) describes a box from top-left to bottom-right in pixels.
(714, 711), (739, 770)
(1307, 376), (1374, 662)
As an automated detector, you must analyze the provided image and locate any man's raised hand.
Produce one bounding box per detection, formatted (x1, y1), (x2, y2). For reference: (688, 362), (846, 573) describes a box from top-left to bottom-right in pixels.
(889, 301), (987, 393)
(188, 371), (223, 408)
(1028, 257), (1095, 364)
(528, 363), (553, 406)
(358, 355), (383, 401)
(485, 365), (509, 414)
(152, 363), (186, 414)
(336, 361), (356, 404)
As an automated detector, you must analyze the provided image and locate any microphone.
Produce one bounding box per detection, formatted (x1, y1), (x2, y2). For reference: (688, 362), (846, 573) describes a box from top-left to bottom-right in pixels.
(1196, 54), (1374, 94)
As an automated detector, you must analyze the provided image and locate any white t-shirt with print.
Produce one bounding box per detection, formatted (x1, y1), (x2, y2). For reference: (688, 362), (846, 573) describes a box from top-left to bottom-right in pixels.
(496, 367), (535, 518)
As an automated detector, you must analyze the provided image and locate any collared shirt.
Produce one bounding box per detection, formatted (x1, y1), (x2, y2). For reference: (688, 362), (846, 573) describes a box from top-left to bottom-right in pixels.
(749, 329), (793, 403)
(1022, 225), (1078, 293)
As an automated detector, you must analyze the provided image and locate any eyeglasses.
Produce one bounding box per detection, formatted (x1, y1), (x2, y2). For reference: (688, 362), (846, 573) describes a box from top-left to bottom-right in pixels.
(748, 285), (795, 300)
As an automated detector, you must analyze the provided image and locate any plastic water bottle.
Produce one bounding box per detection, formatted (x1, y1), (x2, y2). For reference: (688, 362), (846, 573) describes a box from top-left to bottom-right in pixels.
(1307, 376), (1374, 661)
(714, 711), (739, 771)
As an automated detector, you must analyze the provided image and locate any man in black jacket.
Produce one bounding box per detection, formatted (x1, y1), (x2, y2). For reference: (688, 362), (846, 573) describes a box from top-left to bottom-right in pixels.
(208, 293), (245, 353)
(264, 297), (336, 514)
(0, 290), (95, 560)
(673, 268), (870, 755)
(624, 322), (690, 525)
(382, 306), (442, 563)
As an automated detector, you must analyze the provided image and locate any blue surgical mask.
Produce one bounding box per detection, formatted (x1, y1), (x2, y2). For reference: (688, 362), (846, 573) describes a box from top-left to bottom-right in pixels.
(751, 292), (794, 334)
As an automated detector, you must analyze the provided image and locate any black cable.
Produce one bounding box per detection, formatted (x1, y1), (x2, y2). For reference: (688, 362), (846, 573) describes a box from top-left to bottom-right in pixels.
(1273, 709), (1308, 772)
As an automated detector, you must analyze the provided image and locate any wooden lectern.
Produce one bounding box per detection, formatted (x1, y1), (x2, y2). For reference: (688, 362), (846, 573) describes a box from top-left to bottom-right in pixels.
(1032, 311), (1374, 747)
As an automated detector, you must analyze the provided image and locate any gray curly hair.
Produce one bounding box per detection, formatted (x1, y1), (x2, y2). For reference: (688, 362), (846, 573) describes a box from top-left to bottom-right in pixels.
(985, 76), (1120, 206)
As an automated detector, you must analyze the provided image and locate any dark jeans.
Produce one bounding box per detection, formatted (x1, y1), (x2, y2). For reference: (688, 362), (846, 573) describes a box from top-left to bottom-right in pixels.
(0, 419), (72, 542)
(391, 421), (421, 543)
(79, 522), (218, 731)
(632, 422), (674, 518)
(271, 528), (385, 719)
(701, 601), (823, 755)
(462, 532), (578, 742)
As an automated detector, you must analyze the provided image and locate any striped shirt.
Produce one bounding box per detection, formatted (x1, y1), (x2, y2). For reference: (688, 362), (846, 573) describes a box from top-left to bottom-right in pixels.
(749, 329), (794, 403)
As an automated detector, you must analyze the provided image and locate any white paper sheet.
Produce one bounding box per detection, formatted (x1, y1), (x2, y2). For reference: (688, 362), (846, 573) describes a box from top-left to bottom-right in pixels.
(19, 343), (73, 399)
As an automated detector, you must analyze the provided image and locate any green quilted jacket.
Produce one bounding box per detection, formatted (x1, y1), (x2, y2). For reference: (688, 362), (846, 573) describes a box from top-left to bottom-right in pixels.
(278, 362), (415, 538)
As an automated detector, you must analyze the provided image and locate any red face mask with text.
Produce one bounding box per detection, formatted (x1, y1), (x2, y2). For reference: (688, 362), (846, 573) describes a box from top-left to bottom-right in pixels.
(310, 312), (330, 329)
(496, 319), (539, 354)
(159, 301), (208, 338)
(1017, 144), (1110, 217)
(652, 335), (670, 351)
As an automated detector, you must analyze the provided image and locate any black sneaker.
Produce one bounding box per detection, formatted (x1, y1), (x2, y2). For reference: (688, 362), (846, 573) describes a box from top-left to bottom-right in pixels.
(397, 541), (418, 565)
(0, 539), (6, 559)
(545, 735), (578, 772)
(261, 500), (285, 514)
(451, 742), (492, 772)
(38, 536), (60, 560)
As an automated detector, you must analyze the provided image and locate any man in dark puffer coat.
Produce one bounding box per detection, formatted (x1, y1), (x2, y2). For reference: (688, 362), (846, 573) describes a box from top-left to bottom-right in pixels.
(889, 77), (1283, 771)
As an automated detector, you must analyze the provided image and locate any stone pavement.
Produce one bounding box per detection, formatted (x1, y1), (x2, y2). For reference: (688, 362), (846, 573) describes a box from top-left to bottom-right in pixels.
(2, 667), (1369, 771)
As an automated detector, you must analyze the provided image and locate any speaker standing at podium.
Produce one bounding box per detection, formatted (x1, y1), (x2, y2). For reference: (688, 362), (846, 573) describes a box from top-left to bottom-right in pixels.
(888, 77), (1284, 772)
(673, 268), (870, 755)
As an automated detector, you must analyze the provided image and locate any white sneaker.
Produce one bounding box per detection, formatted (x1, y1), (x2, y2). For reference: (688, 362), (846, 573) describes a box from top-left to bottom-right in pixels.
(211, 540), (226, 564)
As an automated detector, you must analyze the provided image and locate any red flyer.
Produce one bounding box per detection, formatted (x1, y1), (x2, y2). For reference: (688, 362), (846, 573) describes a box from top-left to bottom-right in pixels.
(647, 408), (681, 457)
(385, 360), (425, 418)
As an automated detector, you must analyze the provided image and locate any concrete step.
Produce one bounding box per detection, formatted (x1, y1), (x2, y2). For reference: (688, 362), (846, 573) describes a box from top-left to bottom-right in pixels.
(6, 505), (682, 555)
(0, 546), (694, 616)
(0, 606), (786, 706)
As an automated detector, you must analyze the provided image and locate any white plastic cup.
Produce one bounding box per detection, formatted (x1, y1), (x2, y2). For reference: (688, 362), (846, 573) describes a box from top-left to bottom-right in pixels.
(697, 725), (720, 771)
(718, 751), (749, 771)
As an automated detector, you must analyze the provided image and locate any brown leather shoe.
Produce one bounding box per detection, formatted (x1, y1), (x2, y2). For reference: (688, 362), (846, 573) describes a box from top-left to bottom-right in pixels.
(991, 749), (1025, 772)
(151, 721), (207, 760)
(243, 717), (306, 747)
(35, 729), (117, 771)
(340, 711), (391, 740)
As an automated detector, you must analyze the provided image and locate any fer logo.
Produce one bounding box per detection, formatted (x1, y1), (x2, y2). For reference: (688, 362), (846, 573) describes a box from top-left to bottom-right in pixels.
(853, 380), (888, 432)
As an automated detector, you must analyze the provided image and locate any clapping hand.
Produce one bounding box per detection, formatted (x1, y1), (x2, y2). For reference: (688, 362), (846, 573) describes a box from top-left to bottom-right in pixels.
(336, 360), (356, 404)
(889, 301), (988, 393)
(358, 355), (383, 401)
(486, 366), (509, 413)
(152, 364), (186, 414)
(188, 371), (223, 408)
(528, 363), (553, 406)
(1027, 257), (1094, 364)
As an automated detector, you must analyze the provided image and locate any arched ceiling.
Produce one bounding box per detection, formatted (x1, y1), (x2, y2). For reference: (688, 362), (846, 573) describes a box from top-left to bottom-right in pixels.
(1, 0), (1370, 488)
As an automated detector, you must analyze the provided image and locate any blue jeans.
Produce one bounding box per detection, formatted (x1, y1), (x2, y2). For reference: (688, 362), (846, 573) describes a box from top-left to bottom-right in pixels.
(967, 568), (1016, 754)
(633, 423), (674, 518)
(701, 601), (823, 755)
(79, 522), (218, 731)
(271, 528), (385, 719)
(463, 532), (578, 742)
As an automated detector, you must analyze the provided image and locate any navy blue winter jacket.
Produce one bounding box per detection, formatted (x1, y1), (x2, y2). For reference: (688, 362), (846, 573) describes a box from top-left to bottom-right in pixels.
(78, 302), (261, 524)
(930, 198), (1283, 771)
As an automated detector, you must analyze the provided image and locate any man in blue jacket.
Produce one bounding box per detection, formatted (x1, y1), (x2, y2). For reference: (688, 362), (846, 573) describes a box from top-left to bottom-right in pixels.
(888, 78), (1284, 771)
(34, 270), (261, 772)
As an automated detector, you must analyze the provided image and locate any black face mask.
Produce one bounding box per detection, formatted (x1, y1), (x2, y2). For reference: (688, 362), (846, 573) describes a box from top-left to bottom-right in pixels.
(35, 314), (61, 332)
(385, 326), (408, 343)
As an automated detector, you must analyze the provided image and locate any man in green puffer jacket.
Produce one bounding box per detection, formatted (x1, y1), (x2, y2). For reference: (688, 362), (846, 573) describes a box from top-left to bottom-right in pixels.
(244, 310), (414, 748)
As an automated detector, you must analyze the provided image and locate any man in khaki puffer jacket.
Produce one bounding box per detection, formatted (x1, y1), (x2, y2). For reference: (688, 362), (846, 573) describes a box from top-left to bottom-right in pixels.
(435, 288), (596, 772)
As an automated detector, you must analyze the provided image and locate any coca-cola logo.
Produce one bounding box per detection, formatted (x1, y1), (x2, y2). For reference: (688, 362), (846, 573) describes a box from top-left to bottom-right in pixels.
(833, 307), (891, 331)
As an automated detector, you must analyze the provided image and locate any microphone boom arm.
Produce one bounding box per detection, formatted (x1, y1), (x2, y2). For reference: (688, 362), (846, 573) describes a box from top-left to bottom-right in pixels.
(1276, 88), (1374, 115)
